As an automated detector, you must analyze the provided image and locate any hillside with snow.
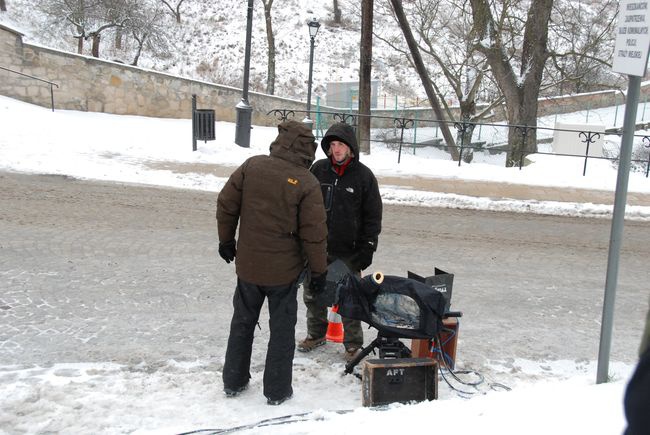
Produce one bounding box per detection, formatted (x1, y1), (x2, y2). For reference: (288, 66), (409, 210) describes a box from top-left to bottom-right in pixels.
(0, 0), (422, 106)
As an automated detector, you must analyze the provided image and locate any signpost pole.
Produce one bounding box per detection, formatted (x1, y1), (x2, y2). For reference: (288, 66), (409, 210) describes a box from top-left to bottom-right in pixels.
(597, 0), (650, 384)
(596, 75), (640, 384)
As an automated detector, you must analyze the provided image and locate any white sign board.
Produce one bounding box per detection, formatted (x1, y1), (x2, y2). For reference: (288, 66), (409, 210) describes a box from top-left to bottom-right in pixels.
(552, 123), (605, 158)
(612, 0), (650, 76)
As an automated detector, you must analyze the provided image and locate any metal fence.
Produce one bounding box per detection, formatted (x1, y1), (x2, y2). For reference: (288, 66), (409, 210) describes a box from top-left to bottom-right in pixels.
(267, 108), (650, 178)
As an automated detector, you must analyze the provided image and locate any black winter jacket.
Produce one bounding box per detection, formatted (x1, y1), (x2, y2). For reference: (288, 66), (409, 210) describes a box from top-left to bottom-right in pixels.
(310, 123), (382, 260)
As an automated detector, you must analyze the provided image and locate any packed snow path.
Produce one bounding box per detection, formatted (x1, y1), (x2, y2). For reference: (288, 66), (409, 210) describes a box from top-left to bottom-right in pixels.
(1, 171), (646, 368)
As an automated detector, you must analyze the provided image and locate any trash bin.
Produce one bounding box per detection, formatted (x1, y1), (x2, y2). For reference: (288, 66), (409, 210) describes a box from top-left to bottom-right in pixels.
(193, 109), (215, 142)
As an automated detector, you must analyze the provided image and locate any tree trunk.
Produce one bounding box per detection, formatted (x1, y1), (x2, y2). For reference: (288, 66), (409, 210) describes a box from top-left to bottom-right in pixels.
(358, 0), (373, 154)
(0, 0), (7, 12)
(161, 0), (183, 23)
(91, 33), (100, 58)
(457, 99), (477, 163)
(389, 0), (459, 160)
(505, 93), (542, 167)
(132, 36), (145, 66)
(469, 0), (553, 167)
(115, 30), (123, 50)
(333, 0), (341, 23)
(76, 36), (84, 54)
(262, 0), (276, 95)
(175, 0), (184, 23)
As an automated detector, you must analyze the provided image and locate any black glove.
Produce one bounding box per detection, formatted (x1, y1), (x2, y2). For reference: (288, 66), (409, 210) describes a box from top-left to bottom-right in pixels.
(218, 240), (237, 264)
(352, 240), (376, 271)
(309, 272), (327, 294)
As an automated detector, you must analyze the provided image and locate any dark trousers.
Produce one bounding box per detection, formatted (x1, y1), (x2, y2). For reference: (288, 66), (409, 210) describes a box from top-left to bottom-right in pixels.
(624, 347), (650, 435)
(222, 277), (298, 401)
(303, 284), (363, 349)
(303, 257), (364, 349)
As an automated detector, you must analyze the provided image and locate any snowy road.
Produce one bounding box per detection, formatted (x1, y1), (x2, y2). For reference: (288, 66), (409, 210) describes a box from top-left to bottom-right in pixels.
(1, 170), (647, 370)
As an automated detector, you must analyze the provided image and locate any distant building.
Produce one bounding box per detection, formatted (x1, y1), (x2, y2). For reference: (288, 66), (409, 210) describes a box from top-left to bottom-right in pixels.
(326, 80), (380, 109)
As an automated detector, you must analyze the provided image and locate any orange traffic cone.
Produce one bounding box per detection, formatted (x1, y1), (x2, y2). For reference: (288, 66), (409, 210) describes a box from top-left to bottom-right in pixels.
(326, 305), (344, 343)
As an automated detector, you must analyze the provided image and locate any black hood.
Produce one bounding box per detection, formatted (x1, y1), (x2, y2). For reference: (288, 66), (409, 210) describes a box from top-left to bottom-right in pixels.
(320, 123), (359, 161)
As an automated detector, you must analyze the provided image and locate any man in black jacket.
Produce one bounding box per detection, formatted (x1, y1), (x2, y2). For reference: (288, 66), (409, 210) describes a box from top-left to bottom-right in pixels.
(624, 298), (650, 434)
(297, 122), (382, 362)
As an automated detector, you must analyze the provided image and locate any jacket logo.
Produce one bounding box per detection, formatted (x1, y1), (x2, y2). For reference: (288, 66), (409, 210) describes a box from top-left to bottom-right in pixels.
(346, 187), (354, 193)
(287, 178), (299, 185)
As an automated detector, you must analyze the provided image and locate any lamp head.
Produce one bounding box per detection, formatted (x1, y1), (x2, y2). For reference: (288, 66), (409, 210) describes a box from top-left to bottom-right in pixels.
(307, 17), (320, 39)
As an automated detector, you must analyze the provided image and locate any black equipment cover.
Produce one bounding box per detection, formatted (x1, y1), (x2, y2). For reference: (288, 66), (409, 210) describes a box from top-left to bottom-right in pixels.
(316, 258), (352, 307)
(335, 273), (447, 339)
(408, 268), (454, 312)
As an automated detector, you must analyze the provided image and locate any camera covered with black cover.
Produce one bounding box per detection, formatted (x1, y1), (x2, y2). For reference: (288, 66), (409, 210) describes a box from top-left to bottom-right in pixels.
(334, 273), (447, 340)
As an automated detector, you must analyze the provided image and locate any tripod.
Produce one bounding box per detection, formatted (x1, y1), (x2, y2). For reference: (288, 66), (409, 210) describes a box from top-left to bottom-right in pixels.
(343, 311), (463, 376)
(344, 334), (413, 375)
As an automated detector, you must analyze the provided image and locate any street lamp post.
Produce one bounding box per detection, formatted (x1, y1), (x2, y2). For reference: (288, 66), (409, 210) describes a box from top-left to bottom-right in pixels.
(303, 17), (321, 126)
(235, 0), (254, 148)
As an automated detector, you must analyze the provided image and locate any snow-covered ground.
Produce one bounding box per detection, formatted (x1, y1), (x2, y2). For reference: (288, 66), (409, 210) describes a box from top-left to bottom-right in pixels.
(0, 95), (645, 434)
(0, 359), (633, 435)
(2, 95), (650, 219)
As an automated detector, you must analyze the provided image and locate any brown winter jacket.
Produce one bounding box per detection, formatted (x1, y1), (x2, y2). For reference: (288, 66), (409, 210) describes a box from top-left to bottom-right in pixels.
(216, 120), (328, 286)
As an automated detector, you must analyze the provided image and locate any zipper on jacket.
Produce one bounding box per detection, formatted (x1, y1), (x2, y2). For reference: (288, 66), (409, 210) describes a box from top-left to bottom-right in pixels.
(329, 177), (339, 231)
(330, 178), (338, 213)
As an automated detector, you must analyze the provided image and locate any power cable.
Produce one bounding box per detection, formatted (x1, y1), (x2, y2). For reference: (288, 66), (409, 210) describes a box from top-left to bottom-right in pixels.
(176, 410), (354, 435)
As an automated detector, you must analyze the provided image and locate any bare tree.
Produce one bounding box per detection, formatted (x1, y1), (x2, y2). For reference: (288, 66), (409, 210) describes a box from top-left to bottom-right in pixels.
(381, 0), (616, 164)
(159, 0), (184, 24)
(84, 0), (132, 58)
(128, 2), (170, 66)
(358, 0), (373, 154)
(260, 0), (276, 95)
(42, 0), (132, 58)
(546, 0), (618, 95)
(377, 0), (504, 162)
(106, 0), (130, 50)
(469, 0), (554, 167)
(42, 0), (89, 54)
(388, 0), (459, 160)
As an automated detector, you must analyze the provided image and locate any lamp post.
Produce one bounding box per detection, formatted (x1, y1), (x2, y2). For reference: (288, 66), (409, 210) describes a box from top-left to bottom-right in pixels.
(235, 0), (254, 148)
(303, 17), (321, 126)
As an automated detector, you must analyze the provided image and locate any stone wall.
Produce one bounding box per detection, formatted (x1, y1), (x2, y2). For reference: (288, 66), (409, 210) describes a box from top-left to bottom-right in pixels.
(1, 23), (648, 129)
(0, 23), (312, 126)
(369, 87), (650, 126)
(537, 89), (638, 118)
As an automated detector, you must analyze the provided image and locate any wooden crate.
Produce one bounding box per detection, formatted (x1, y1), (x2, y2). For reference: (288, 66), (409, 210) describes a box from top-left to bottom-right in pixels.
(362, 358), (438, 407)
(410, 316), (459, 369)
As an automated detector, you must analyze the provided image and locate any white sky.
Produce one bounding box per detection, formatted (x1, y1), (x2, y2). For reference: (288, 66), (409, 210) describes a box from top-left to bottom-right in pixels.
(0, 94), (643, 434)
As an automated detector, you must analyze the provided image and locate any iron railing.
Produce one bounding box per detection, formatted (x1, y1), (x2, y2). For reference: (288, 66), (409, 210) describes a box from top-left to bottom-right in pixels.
(0, 65), (59, 111)
(268, 108), (650, 178)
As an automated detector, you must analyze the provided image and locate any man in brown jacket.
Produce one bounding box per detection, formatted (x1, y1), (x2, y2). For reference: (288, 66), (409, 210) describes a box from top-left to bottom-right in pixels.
(216, 120), (328, 405)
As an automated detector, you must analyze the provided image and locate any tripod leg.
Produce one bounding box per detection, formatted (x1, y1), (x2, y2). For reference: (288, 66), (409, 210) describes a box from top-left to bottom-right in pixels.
(344, 337), (380, 375)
